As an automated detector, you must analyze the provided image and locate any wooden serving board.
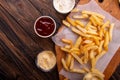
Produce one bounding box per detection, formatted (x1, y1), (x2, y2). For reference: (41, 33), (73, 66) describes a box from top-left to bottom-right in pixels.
(55, 0), (120, 80)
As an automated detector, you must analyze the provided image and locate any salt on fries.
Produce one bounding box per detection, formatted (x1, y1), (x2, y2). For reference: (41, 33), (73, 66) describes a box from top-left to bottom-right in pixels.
(61, 10), (114, 79)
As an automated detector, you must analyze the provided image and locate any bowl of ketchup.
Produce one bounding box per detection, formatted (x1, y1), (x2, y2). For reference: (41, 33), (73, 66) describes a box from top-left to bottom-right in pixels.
(34, 16), (56, 38)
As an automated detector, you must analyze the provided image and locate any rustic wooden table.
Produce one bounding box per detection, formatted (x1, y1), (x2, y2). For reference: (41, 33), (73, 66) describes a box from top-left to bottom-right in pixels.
(0, 0), (120, 80)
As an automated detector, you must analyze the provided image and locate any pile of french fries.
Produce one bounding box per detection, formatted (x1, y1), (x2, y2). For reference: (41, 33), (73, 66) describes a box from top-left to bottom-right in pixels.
(61, 9), (114, 79)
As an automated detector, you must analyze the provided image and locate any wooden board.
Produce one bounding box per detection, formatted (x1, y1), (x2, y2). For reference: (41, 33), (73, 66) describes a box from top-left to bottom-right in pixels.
(55, 0), (120, 80)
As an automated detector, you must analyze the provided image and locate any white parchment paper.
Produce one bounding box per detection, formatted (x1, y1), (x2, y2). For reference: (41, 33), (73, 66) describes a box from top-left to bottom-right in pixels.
(52, 0), (120, 80)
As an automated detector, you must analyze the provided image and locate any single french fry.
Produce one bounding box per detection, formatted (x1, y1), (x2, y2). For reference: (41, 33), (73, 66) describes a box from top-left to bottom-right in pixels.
(62, 58), (69, 71)
(61, 47), (70, 53)
(71, 53), (83, 64)
(84, 51), (89, 63)
(83, 40), (93, 44)
(74, 36), (82, 48)
(98, 40), (104, 53)
(73, 15), (84, 19)
(87, 45), (98, 51)
(76, 25), (87, 33)
(64, 45), (71, 49)
(82, 14), (89, 18)
(86, 30), (98, 35)
(109, 23), (114, 41)
(82, 10), (105, 19)
(66, 54), (72, 67)
(90, 50), (95, 59)
(66, 17), (76, 26)
(91, 58), (96, 71)
(70, 68), (86, 74)
(61, 39), (72, 44)
(73, 14), (89, 19)
(82, 67), (90, 73)
(75, 20), (84, 27)
(62, 20), (71, 27)
(99, 28), (104, 38)
(103, 31), (109, 51)
(71, 27), (86, 37)
(70, 58), (74, 70)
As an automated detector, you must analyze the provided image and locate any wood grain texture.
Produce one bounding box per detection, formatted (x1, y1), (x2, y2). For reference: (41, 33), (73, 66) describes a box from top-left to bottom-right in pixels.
(0, 0), (120, 80)
(55, 0), (120, 80)
(0, 0), (67, 80)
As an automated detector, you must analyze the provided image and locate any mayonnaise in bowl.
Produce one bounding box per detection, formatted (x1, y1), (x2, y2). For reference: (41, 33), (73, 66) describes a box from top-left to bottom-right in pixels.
(53, 0), (75, 14)
(36, 51), (56, 72)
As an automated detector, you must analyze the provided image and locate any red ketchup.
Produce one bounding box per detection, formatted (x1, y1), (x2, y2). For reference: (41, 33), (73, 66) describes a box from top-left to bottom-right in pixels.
(35, 16), (55, 37)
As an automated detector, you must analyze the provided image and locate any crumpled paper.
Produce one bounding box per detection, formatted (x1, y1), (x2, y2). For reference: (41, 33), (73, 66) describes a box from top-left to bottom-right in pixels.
(52, 0), (120, 80)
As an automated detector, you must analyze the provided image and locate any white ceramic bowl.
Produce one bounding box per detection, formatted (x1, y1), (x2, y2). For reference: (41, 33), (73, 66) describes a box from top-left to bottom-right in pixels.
(53, 0), (75, 14)
(34, 16), (56, 38)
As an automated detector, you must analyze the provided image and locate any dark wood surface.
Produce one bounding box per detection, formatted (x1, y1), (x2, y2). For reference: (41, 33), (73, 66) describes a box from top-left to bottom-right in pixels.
(0, 0), (120, 80)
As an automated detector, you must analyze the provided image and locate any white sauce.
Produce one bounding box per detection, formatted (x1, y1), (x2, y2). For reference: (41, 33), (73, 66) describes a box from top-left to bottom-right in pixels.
(36, 51), (56, 71)
(53, 0), (75, 13)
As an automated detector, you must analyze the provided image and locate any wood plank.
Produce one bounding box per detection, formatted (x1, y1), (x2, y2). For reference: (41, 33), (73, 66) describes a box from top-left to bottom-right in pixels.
(56, 0), (120, 80)
(0, 0), (59, 80)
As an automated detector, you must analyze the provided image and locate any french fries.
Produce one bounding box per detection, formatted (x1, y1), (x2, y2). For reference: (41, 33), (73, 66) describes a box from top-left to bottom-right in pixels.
(61, 10), (114, 79)
(62, 20), (71, 28)
(82, 10), (105, 19)
(66, 17), (76, 26)
(109, 23), (114, 41)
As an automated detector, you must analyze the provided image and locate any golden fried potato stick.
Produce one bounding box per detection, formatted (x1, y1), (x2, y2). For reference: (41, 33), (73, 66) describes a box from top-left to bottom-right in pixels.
(66, 54), (73, 67)
(86, 30), (98, 35)
(65, 45), (71, 49)
(62, 39), (72, 44)
(82, 67), (90, 73)
(82, 10), (105, 19)
(62, 58), (69, 71)
(73, 14), (89, 19)
(70, 58), (74, 70)
(90, 50), (95, 59)
(99, 28), (104, 38)
(91, 58), (96, 71)
(84, 51), (89, 63)
(62, 20), (71, 28)
(109, 23), (114, 41)
(70, 68), (86, 74)
(98, 40), (104, 53)
(72, 27), (86, 36)
(71, 53), (83, 65)
(73, 36), (82, 48)
(61, 47), (70, 53)
(103, 31), (109, 51)
(83, 40), (93, 44)
(66, 17), (76, 26)
(76, 25), (87, 33)
(75, 20), (84, 27)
